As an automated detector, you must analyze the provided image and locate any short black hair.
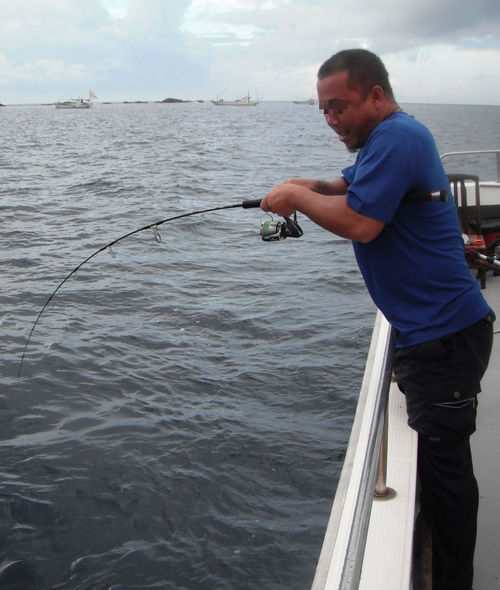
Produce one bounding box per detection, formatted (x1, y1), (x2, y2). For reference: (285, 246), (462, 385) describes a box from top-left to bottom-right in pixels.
(318, 49), (395, 101)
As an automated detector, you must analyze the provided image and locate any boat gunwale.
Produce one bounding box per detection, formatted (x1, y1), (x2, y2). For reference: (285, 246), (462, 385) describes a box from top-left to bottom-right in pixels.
(311, 313), (395, 589)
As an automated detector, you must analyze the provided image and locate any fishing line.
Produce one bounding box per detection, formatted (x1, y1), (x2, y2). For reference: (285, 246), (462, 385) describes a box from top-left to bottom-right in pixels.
(17, 198), (267, 378)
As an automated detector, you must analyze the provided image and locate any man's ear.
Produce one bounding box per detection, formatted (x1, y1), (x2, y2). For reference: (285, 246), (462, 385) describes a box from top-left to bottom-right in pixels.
(369, 84), (385, 106)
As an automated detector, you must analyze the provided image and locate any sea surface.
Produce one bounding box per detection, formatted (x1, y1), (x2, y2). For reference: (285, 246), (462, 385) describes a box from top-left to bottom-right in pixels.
(0, 100), (499, 590)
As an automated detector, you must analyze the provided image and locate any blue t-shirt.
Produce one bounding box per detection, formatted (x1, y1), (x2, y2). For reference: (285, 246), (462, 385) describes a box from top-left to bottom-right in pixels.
(342, 111), (490, 347)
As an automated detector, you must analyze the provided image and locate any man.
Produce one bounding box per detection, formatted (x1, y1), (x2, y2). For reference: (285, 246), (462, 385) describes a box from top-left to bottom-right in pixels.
(261, 48), (493, 590)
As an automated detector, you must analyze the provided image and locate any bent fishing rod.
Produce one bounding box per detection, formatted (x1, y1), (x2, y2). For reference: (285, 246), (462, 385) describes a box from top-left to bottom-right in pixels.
(17, 198), (305, 377)
(17, 188), (445, 378)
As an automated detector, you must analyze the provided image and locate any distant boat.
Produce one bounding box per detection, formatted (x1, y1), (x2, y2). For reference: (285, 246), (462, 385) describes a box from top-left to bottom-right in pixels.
(293, 98), (316, 105)
(211, 93), (259, 106)
(55, 91), (97, 109)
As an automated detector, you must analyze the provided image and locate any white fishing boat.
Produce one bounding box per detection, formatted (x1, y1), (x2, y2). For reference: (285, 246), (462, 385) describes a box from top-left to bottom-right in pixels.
(211, 92), (259, 106)
(55, 90), (97, 109)
(311, 149), (500, 590)
(293, 98), (316, 105)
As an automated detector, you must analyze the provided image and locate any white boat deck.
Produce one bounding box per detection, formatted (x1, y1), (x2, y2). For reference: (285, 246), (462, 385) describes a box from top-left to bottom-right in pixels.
(358, 383), (417, 589)
(472, 272), (500, 590)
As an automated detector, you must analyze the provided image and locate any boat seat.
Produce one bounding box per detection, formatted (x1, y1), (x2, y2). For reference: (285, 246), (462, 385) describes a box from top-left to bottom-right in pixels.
(447, 173), (490, 288)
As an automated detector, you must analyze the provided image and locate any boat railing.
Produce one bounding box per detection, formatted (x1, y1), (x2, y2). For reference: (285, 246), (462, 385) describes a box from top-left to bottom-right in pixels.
(311, 313), (396, 590)
(441, 149), (500, 183)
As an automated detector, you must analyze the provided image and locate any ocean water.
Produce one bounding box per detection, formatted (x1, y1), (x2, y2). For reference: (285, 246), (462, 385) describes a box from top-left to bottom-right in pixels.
(0, 100), (499, 590)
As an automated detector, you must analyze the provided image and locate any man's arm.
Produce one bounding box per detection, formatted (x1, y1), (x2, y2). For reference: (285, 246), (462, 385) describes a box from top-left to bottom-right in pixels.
(283, 177), (350, 196)
(260, 180), (385, 243)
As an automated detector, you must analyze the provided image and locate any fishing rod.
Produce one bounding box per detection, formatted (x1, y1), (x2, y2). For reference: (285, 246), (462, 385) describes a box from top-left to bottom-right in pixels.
(467, 248), (500, 268)
(465, 235), (500, 269)
(17, 198), (303, 377)
(404, 188), (447, 202)
(16, 187), (446, 377)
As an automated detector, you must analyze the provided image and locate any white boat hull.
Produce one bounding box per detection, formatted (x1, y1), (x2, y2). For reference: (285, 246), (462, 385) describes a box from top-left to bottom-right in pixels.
(211, 93), (258, 106)
(54, 91), (96, 109)
(55, 101), (91, 109)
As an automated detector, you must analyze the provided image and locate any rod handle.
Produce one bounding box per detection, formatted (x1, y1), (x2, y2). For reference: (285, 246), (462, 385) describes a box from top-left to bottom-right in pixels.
(405, 189), (448, 202)
(241, 198), (263, 209)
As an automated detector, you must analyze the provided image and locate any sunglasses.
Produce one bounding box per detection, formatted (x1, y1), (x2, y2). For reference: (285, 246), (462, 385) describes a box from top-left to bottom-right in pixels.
(319, 98), (346, 116)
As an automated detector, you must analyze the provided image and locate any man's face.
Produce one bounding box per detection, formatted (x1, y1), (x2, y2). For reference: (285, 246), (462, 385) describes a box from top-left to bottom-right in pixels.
(317, 70), (378, 152)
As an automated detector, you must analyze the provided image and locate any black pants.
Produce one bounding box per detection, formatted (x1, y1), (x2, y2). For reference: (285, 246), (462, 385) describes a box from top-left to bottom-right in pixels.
(393, 311), (494, 590)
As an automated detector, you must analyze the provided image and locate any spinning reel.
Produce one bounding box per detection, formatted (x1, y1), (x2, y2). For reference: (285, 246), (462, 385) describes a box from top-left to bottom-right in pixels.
(259, 213), (304, 242)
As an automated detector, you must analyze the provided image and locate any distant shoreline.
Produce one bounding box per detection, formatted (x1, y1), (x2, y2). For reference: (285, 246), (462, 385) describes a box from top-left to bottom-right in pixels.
(1, 100), (500, 108)
(0, 97), (205, 107)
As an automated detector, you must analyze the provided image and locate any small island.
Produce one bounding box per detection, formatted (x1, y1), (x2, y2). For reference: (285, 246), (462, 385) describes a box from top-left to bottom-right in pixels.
(161, 97), (188, 103)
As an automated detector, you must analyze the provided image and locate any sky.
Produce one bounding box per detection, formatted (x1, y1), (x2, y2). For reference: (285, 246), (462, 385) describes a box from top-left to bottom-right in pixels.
(1, 0), (499, 105)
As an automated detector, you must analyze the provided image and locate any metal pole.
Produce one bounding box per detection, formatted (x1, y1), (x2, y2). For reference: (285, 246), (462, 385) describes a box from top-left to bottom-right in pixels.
(374, 407), (396, 500)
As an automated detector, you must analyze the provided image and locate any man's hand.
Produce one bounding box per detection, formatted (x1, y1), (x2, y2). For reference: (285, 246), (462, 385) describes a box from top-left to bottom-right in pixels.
(260, 183), (302, 217)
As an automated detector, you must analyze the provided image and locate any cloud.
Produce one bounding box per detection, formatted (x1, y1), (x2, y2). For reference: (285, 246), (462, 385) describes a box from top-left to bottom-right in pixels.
(2, 57), (88, 84)
(386, 45), (500, 104)
(181, 0), (277, 44)
(0, 0), (203, 102)
(178, 0), (500, 102)
(0, 0), (499, 104)
(102, 0), (129, 19)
